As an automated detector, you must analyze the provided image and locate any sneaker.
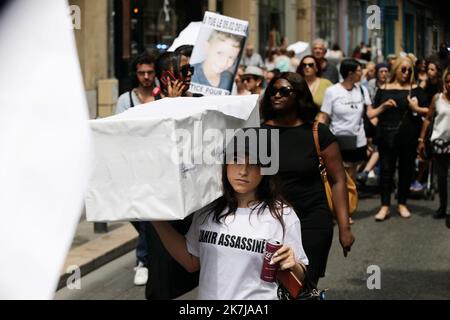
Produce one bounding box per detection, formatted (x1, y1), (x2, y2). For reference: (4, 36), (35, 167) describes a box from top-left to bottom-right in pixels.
(446, 215), (450, 229)
(366, 170), (379, 187)
(134, 262), (148, 286)
(410, 180), (424, 192)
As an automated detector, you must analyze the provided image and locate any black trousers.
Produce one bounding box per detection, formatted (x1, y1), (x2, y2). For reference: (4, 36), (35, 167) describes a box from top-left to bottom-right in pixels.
(378, 138), (417, 206)
(301, 226), (333, 286)
(145, 217), (199, 300)
(435, 154), (450, 214)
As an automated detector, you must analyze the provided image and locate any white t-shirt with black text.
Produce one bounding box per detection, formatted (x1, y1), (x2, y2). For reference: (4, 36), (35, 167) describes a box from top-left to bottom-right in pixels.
(185, 204), (308, 300)
(321, 83), (372, 148)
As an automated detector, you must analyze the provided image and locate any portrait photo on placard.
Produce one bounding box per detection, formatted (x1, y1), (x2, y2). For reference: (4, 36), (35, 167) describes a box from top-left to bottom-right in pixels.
(190, 12), (248, 96)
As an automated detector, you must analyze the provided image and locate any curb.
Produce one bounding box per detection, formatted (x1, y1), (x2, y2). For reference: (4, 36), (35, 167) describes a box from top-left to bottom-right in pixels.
(58, 224), (138, 290)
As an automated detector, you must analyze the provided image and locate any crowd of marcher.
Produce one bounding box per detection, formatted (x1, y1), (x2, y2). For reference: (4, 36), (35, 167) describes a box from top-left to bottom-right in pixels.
(114, 37), (450, 300)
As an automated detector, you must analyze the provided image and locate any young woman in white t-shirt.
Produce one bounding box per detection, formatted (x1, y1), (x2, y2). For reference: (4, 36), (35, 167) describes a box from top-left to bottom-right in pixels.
(418, 69), (450, 228)
(151, 133), (308, 300)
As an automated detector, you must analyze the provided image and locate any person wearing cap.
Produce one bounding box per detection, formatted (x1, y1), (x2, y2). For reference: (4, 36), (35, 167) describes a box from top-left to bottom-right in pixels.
(368, 62), (390, 101)
(232, 64), (251, 96)
(241, 66), (265, 95)
(149, 128), (309, 299)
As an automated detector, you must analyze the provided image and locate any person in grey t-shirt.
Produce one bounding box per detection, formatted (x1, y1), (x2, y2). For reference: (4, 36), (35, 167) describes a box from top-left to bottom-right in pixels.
(115, 52), (157, 115)
(312, 38), (340, 84)
(241, 43), (264, 68)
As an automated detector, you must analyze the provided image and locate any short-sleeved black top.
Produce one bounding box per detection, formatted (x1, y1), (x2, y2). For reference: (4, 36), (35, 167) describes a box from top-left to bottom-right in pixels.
(261, 122), (337, 229)
(373, 86), (427, 142)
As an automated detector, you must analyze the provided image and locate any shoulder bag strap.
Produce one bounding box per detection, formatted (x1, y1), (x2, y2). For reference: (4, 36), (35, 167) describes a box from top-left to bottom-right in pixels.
(129, 90), (135, 108)
(359, 84), (367, 108)
(358, 85), (368, 131)
(312, 121), (328, 182)
(312, 121), (322, 159)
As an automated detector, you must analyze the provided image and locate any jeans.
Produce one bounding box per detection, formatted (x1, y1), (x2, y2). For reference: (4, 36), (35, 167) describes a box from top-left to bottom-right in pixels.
(378, 138), (416, 206)
(435, 154), (450, 214)
(131, 221), (149, 266)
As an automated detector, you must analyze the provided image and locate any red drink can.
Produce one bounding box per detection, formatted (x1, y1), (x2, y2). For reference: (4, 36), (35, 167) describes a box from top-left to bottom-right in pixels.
(260, 239), (283, 282)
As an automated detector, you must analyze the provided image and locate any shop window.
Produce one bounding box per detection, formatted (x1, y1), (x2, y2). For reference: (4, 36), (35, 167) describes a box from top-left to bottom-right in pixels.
(259, 0), (285, 56)
(315, 0), (338, 48)
(348, 0), (363, 57)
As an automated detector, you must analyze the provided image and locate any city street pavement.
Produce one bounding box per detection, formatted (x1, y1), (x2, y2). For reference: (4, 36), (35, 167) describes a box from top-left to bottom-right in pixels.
(55, 196), (450, 300)
(55, 251), (196, 300)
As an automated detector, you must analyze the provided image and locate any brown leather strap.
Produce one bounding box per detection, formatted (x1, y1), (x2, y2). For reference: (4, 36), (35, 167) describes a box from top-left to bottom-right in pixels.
(312, 121), (324, 167)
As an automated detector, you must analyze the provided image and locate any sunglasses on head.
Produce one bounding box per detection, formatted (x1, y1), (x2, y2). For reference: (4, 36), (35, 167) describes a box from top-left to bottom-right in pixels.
(269, 86), (294, 97)
(401, 67), (412, 74)
(179, 64), (194, 77)
(302, 62), (316, 69)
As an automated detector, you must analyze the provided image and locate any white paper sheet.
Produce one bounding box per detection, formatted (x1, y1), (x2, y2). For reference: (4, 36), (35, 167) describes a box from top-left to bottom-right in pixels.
(0, 0), (92, 299)
(167, 22), (202, 52)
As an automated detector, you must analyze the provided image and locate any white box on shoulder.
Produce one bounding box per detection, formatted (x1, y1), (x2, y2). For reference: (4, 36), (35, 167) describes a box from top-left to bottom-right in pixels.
(85, 95), (260, 222)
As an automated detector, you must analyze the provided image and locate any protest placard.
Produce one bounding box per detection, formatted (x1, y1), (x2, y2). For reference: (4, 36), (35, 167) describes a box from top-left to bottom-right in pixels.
(189, 11), (248, 96)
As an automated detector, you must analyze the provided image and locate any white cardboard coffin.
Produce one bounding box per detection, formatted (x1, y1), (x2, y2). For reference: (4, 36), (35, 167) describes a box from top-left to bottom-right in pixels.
(86, 95), (259, 222)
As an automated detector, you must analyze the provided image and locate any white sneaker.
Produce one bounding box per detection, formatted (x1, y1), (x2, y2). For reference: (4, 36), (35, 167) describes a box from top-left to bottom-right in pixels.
(134, 262), (148, 286)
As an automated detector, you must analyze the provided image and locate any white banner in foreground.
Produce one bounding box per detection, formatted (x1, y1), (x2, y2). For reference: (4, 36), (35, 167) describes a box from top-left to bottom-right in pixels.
(0, 0), (92, 299)
(86, 95), (260, 222)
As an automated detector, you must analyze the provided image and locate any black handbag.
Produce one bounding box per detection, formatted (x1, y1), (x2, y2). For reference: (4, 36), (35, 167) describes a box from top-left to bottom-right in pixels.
(336, 135), (358, 151)
(433, 139), (450, 155)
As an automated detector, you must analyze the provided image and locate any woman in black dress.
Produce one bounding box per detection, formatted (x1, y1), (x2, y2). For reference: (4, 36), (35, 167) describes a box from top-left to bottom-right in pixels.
(367, 57), (429, 221)
(261, 72), (355, 285)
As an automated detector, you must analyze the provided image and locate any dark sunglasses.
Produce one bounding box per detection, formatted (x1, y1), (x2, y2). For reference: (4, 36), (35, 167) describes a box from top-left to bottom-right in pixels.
(269, 86), (294, 97)
(241, 76), (255, 82)
(302, 63), (316, 69)
(401, 67), (412, 74)
(180, 64), (194, 77)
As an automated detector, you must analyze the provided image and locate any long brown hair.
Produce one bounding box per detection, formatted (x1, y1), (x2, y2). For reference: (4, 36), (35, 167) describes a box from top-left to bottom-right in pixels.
(197, 155), (290, 237)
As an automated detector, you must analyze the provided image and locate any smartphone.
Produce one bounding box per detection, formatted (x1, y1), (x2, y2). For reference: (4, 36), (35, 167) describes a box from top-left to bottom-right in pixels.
(160, 70), (177, 87)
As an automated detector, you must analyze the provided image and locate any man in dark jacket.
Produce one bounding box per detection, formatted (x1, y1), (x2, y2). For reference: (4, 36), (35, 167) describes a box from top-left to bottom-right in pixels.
(312, 38), (340, 84)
